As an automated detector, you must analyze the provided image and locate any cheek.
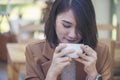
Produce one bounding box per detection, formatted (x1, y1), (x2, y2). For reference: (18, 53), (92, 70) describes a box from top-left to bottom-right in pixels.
(56, 24), (67, 36)
(55, 25), (62, 39)
(56, 27), (67, 38)
(77, 33), (82, 41)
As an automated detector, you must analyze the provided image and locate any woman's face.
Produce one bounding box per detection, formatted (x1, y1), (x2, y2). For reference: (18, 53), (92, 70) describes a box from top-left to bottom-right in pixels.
(55, 9), (82, 43)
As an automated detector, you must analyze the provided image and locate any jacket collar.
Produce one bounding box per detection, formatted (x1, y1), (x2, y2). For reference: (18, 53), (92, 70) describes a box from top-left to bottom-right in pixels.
(42, 41), (54, 60)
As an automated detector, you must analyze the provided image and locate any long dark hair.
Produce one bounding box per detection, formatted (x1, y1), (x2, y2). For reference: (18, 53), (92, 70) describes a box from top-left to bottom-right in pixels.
(45, 0), (98, 49)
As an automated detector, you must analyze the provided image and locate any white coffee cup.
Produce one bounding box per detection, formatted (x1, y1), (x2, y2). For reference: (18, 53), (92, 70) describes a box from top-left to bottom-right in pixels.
(60, 43), (83, 58)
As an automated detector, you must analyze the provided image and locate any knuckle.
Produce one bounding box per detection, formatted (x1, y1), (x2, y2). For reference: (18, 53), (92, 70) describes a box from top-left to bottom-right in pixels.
(86, 63), (90, 67)
(65, 57), (68, 60)
(56, 58), (60, 63)
(95, 56), (97, 60)
(94, 55), (97, 60)
(55, 46), (59, 51)
(54, 54), (58, 58)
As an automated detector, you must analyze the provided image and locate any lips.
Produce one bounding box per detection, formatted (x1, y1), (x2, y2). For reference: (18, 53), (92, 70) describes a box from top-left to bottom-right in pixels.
(66, 38), (77, 43)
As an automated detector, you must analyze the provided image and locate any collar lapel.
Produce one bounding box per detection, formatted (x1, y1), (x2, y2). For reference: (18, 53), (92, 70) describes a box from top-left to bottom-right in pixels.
(42, 41), (54, 60)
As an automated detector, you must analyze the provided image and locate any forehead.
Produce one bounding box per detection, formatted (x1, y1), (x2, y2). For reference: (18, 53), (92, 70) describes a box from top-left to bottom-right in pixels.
(56, 9), (76, 23)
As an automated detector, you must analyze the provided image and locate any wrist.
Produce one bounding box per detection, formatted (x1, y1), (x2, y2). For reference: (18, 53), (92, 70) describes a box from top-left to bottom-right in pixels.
(87, 72), (98, 80)
(46, 71), (57, 80)
(45, 73), (57, 80)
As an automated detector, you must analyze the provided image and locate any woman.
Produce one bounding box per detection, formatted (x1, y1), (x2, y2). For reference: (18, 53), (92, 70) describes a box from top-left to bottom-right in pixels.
(25, 0), (113, 80)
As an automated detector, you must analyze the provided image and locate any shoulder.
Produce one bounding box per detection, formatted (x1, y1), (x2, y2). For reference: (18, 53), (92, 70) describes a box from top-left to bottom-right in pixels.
(27, 39), (46, 46)
(95, 41), (110, 62)
(26, 39), (46, 51)
(95, 41), (113, 76)
(95, 41), (109, 55)
(95, 41), (111, 66)
(25, 39), (49, 79)
(25, 39), (52, 63)
(25, 39), (47, 58)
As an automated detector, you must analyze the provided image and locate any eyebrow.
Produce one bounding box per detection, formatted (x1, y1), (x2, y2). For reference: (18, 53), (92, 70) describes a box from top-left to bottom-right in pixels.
(62, 20), (72, 25)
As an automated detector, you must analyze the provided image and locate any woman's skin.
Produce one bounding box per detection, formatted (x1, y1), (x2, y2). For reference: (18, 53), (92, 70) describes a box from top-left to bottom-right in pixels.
(45, 9), (98, 80)
(55, 10), (82, 43)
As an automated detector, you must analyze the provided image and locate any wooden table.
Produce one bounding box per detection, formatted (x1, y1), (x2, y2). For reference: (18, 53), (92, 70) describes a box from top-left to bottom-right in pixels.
(7, 43), (26, 80)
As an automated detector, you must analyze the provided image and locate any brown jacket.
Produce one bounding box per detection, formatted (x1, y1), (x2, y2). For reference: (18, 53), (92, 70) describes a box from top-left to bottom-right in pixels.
(25, 40), (113, 80)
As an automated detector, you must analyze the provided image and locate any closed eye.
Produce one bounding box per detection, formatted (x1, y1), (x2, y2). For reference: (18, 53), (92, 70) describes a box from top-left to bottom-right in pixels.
(63, 24), (71, 28)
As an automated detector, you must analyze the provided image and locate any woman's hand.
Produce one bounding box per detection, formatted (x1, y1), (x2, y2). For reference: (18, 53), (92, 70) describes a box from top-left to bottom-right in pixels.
(46, 44), (74, 80)
(74, 45), (98, 80)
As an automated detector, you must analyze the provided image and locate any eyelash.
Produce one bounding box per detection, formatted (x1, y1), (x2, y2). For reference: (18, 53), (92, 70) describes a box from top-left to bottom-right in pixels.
(63, 24), (71, 28)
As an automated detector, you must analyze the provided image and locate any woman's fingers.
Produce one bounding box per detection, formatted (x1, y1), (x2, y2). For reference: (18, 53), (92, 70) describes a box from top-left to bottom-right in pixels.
(81, 45), (97, 58)
(61, 61), (71, 67)
(54, 43), (75, 58)
(77, 52), (89, 61)
(74, 58), (88, 65)
(54, 44), (66, 53)
(58, 49), (75, 57)
(57, 57), (72, 63)
(73, 45), (98, 77)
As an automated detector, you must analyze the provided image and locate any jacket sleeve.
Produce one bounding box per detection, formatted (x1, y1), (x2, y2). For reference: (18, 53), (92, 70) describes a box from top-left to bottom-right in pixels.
(25, 44), (45, 80)
(99, 45), (113, 80)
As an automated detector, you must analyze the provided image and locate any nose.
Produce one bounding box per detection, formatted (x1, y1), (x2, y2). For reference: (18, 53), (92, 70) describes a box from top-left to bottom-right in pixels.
(68, 29), (77, 39)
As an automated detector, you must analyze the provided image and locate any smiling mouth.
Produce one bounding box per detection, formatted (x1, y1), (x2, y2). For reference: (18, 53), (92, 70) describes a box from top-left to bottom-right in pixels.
(66, 39), (77, 43)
